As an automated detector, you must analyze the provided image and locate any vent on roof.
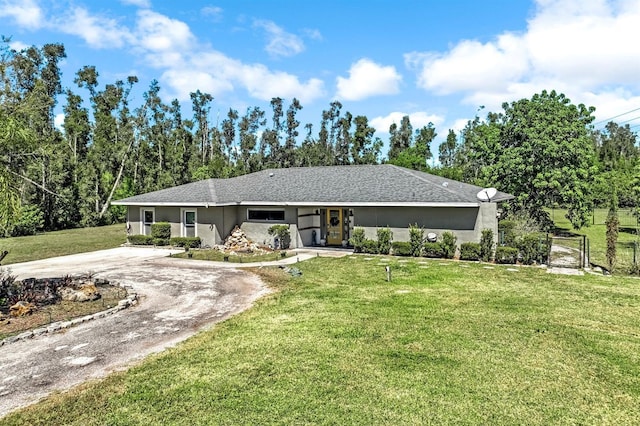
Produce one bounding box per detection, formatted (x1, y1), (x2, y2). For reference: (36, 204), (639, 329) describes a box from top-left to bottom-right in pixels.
(442, 182), (448, 187)
(269, 172), (274, 177)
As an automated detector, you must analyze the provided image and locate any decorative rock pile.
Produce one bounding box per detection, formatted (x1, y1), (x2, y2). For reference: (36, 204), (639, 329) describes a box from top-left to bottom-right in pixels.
(222, 226), (263, 253)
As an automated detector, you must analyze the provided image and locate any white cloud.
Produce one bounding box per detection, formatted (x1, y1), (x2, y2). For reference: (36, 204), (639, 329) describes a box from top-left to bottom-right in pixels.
(8, 40), (28, 51)
(201, 6), (223, 22)
(0, 0), (43, 29)
(253, 19), (304, 58)
(336, 59), (402, 101)
(54, 113), (65, 130)
(370, 111), (444, 134)
(135, 10), (194, 53)
(407, 0), (640, 122)
(120, 0), (151, 8)
(56, 7), (132, 49)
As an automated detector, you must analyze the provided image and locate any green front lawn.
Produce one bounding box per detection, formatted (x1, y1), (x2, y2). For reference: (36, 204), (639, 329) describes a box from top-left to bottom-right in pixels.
(0, 224), (127, 265)
(3, 257), (639, 425)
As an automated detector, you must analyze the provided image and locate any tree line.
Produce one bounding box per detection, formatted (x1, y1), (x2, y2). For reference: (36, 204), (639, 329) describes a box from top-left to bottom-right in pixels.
(1, 42), (638, 236)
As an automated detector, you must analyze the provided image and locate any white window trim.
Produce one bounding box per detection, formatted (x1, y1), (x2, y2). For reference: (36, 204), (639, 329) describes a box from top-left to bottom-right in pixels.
(140, 207), (155, 236)
(181, 208), (198, 237)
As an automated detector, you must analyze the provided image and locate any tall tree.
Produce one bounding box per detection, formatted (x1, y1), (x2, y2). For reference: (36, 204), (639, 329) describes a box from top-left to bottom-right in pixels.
(387, 115), (413, 161)
(493, 90), (596, 228)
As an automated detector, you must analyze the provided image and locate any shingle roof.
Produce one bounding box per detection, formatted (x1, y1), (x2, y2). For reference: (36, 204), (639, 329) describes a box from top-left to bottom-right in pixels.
(112, 164), (513, 207)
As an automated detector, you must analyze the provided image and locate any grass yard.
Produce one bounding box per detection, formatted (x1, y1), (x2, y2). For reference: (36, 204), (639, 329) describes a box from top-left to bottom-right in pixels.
(0, 224), (127, 265)
(3, 257), (639, 425)
(550, 208), (639, 272)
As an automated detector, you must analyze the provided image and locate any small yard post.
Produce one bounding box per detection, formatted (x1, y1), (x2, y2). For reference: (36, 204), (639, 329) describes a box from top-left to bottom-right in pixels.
(385, 266), (391, 282)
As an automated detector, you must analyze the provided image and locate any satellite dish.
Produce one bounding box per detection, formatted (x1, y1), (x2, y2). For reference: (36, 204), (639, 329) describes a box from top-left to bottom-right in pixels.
(476, 187), (497, 202)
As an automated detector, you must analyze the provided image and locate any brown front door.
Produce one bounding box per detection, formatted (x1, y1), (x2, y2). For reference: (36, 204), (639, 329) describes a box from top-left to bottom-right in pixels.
(326, 208), (343, 245)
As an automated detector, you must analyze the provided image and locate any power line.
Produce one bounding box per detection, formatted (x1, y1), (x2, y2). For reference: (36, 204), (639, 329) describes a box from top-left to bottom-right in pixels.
(593, 106), (640, 126)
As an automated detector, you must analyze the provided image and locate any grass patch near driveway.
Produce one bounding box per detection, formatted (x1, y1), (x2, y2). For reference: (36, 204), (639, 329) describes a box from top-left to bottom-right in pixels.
(3, 257), (640, 424)
(0, 224), (126, 265)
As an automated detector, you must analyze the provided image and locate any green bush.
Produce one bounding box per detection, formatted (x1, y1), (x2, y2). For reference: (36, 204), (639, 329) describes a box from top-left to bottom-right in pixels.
(377, 227), (393, 255)
(391, 241), (412, 256)
(423, 242), (444, 258)
(480, 229), (494, 262)
(362, 239), (379, 254)
(128, 235), (154, 245)
(441, 231), (457, 259)
(268, 224), (291, 249)
(151, 222), (171, 239)
(408, 224), (424, 257)
(170, 237), (202, 248)
(498, 220), (516, 246)
(460, 242), (481, 261)
(516, 233), (547, 265)
(8, 204), (44, 237)
(153, 238), (170, 246)
(495, 246), (518, 264)
(349, 227), (366, 253)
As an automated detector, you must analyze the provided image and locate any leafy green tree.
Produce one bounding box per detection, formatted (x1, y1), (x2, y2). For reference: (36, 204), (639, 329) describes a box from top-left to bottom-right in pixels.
(488, 90), (596, 229)
(389, 122), (436, 171)
(387, 115), (412, 161)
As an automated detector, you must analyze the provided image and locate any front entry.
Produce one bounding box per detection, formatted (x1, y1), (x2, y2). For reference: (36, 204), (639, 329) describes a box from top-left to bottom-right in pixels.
(326, 208), (343, 245)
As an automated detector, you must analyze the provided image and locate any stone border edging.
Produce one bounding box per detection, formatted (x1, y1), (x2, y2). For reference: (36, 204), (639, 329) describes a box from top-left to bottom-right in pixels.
(0, 284), (137, 347)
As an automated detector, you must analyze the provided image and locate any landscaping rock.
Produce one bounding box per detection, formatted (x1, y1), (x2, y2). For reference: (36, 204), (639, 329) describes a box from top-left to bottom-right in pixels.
(59, 283), (101, 302)
(222, 226), (263, 253)
(9, 301), (36, 317)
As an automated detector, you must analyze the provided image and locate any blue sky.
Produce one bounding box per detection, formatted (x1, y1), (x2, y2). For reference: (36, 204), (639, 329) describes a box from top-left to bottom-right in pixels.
(2, 0), (640, 147)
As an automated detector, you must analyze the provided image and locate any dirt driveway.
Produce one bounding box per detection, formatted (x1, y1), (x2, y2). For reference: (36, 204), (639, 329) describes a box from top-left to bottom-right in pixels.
(0, 247), (270, 417)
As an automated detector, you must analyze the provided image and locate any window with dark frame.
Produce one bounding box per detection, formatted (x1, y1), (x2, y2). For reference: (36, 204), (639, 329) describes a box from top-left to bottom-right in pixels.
(185, 211), (196, 226)
(248, 210), (285, 221)
(143, 210), (154, 224)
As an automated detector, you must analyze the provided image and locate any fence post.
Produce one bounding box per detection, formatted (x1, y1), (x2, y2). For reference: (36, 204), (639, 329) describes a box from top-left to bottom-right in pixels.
(582, 235), (587, 269)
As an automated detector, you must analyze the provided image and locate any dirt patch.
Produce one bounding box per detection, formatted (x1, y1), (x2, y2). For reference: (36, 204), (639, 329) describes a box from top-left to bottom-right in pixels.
(0, 284), (126, 340)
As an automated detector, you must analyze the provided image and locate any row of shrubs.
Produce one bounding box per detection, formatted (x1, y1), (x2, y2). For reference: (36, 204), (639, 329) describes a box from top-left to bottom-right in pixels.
(350, 225), (548, 265)
(350, 226), (459, 258)
(127, 235), (202, 248)
(128, 222), (201, 248)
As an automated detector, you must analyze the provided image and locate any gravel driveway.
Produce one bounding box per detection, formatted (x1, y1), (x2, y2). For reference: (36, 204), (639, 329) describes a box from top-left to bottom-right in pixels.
(0, 247), (270, 417)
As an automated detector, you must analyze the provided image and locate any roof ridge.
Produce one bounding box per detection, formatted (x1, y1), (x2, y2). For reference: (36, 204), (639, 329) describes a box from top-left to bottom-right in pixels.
(387, 164), (468, 198)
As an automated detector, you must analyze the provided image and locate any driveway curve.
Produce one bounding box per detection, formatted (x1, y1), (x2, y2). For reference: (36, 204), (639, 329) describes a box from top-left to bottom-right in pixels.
(0, 247), (270, 417)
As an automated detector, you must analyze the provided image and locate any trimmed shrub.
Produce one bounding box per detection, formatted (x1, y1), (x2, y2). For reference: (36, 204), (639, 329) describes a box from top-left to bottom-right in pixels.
(268, 224), (291, 249)
(391, 241), (412, 256)
(495, 246), (518, 264)
(460, 242), (481, 261)
(516, 233), (547, 265)
(128, 235), (153, 245)
(153, 238), (170, 246)
(408, 224), (424, 257)
(349, 227), (367, 253)
(480, 228), (494, 262)
(151, 222), (171, 239)
(377, 227), (393, 255)
(362, 239), (379, 254)
(170, 237), (202, 248)
(423, 242), (444, 258)
(441, 231), (457, 259)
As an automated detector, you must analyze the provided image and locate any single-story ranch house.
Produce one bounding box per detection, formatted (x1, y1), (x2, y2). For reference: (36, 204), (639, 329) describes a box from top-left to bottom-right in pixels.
(112, 164), (513, 249)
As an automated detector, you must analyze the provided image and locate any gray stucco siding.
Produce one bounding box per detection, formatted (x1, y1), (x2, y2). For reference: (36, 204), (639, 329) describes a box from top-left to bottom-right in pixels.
(353, 204), (496, 245)
(239, 206), (299, 248)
